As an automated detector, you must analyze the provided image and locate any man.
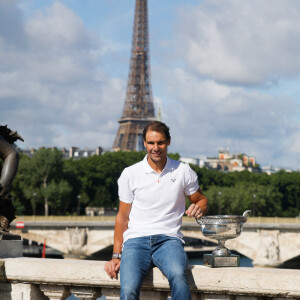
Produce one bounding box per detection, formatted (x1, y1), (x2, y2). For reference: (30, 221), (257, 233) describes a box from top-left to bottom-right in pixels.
(104, 121), (208, 299)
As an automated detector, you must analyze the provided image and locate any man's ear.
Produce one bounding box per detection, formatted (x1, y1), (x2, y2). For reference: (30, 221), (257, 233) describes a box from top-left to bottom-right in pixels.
(167, 136), (171, 146)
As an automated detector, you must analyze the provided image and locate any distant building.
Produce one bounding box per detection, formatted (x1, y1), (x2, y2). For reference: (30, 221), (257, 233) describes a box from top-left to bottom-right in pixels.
(85, 207), (117, 216)
(85, 207), (105, 216)
(180, 157), (200, 166)
(203, 149), (259, 173)
(180, 149), (260, 173)
(20, 146), (290, 174)
(19, 146), (108, 159)
(68, 147), (103, 159)
(19, 147), (36, 157)
(260, 165), (293, 175)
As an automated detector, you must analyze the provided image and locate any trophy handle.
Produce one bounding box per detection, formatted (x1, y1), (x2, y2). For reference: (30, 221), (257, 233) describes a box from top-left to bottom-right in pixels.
(195, 216), (203, 225)
(242, 210), (251, 219)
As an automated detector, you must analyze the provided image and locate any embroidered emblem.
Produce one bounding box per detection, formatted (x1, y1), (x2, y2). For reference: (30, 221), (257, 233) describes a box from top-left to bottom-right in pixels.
(171, 178), (176, 182)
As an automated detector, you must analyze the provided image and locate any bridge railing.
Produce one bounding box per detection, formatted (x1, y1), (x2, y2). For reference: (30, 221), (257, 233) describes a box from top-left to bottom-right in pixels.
(13, 215), (300, 224)
(0, 257), (300, 300)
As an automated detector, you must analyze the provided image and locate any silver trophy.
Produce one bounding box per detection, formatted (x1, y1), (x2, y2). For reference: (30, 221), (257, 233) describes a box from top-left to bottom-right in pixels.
(196, 210), (251, 267)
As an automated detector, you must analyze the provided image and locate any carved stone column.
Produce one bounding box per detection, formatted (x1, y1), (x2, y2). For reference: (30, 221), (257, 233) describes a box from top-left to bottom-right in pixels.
(40, 284), (71, 300)
(252, 229), (281, 267)
(66, 227), (88, 259)
(70, 286), (101, 300)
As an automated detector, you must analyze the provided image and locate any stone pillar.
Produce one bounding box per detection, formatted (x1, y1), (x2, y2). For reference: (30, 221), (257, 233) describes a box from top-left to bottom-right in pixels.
(40, 284), (71, 300)
(66, 227), (88, 258)
(0, 283), (48, 300)
(70, 286), (101, 300)
(252, 229), (281, 267)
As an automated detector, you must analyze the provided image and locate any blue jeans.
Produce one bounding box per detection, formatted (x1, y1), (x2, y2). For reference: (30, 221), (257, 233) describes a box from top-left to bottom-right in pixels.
(120, 235), (191, 300)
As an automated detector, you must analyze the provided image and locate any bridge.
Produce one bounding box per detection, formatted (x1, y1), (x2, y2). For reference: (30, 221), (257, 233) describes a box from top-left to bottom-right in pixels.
(1, 257), (300, 300)
(10, 216), (300, 267)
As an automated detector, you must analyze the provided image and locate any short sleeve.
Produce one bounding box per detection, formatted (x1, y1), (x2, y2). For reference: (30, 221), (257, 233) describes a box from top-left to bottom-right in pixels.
(184, 165), (199, 196)
(118, 168), (134, 203)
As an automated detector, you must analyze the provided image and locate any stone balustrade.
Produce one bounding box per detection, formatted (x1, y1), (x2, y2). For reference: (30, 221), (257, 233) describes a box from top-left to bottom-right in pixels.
(0, 257), (299, 299)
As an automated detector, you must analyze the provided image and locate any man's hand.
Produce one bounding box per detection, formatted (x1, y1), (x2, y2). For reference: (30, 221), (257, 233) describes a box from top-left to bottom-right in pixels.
(186, 188), (208, 218)
(104, 259), (121, 279)
(185, 203), (203, 218)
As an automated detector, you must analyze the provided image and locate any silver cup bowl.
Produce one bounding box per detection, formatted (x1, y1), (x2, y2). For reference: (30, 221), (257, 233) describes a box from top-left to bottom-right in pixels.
(196, 210), (251, 256)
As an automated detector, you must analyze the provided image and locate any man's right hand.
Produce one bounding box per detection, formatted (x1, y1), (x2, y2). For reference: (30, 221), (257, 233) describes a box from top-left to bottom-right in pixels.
(104, 259), (121, 279)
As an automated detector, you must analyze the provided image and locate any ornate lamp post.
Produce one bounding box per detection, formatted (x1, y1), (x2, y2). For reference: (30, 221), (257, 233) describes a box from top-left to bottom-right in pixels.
(218, 191), (222, 215)
(32, 192), (37, 216)
(77, 195), (81, 216)
(252, 194), (256, 217)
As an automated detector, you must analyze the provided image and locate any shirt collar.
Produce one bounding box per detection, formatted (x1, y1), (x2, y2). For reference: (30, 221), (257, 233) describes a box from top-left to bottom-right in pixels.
(143, 155), (173, 174)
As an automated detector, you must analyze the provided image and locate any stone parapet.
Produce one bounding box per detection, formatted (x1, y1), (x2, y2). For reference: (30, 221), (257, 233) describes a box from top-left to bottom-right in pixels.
(0, 257), (299, 299)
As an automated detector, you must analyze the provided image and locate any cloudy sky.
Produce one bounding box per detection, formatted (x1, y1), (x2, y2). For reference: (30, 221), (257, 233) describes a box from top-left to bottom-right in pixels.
(1, 0), (300, 170)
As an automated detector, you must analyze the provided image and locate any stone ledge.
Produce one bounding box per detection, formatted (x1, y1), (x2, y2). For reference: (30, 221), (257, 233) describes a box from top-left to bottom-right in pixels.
(2, 257), (300, 298)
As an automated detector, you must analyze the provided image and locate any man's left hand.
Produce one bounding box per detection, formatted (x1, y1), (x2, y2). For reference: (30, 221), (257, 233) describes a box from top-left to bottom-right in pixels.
(185, 203), (203, 219)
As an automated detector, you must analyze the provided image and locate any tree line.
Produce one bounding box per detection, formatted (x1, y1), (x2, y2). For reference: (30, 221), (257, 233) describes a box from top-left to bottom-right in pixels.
(6, 148), (300, 217)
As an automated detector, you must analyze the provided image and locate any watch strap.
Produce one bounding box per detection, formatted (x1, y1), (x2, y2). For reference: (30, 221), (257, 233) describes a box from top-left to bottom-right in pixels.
(112, 252), (122, 259)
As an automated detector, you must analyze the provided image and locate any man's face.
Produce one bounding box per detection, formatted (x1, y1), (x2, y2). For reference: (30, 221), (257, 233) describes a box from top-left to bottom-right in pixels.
(144, 130), (170, 164)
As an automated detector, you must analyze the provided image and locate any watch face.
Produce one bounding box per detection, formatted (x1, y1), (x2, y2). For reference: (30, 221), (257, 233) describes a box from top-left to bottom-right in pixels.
(112, 253), (121, 259)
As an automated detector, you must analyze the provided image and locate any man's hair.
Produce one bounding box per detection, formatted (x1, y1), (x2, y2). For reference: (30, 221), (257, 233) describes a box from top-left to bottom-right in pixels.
(143, 121), (170, 141)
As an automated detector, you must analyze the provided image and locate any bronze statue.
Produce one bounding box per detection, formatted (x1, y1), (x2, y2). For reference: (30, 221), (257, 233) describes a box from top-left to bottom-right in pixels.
(0, 125), (24, 234)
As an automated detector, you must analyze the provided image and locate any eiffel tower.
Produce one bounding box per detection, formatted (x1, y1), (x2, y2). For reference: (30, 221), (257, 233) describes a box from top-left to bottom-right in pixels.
(113, 0), (156, 151)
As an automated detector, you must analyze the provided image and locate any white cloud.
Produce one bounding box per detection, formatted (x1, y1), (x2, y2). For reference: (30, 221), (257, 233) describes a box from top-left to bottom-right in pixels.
(2, 0), (300, 171)
(26, 3), (93, 50)
(177, 0), (300, 85)
(160, 68), (300, 168)
(146, 0), (300, 169)
(0, 1), (124, 149)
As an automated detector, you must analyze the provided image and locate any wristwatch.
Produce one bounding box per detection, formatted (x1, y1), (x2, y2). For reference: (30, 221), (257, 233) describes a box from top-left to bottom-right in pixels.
(112, 252), (122, 259)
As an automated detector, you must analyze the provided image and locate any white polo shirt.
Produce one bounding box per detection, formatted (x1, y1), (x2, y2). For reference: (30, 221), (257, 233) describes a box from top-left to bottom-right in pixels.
(118, 155), (199, 243)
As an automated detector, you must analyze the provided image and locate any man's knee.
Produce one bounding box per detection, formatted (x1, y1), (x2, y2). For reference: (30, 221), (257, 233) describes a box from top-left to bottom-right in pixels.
(164, 258), (187, 277)
(168, 268), (188, 282)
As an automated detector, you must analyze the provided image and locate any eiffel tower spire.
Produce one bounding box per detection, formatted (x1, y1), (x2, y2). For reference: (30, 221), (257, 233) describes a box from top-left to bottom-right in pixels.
(113, 0), (156, 151)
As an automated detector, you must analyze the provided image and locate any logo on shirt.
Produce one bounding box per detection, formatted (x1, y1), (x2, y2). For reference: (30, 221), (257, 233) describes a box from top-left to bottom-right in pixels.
(171, 178), (176, 182)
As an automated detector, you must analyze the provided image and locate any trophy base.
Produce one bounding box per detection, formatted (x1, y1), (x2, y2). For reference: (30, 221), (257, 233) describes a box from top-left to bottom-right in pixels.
(203, 254), (240, 268)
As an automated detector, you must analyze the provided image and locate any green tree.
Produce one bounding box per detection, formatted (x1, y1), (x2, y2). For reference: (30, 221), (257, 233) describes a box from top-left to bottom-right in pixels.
(16, 148), (70, 215)
(44, 179), (72, 214)
(11, 149), (300, 217)
(270, 171), (300, 217)
(204, 183), (282, 217)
